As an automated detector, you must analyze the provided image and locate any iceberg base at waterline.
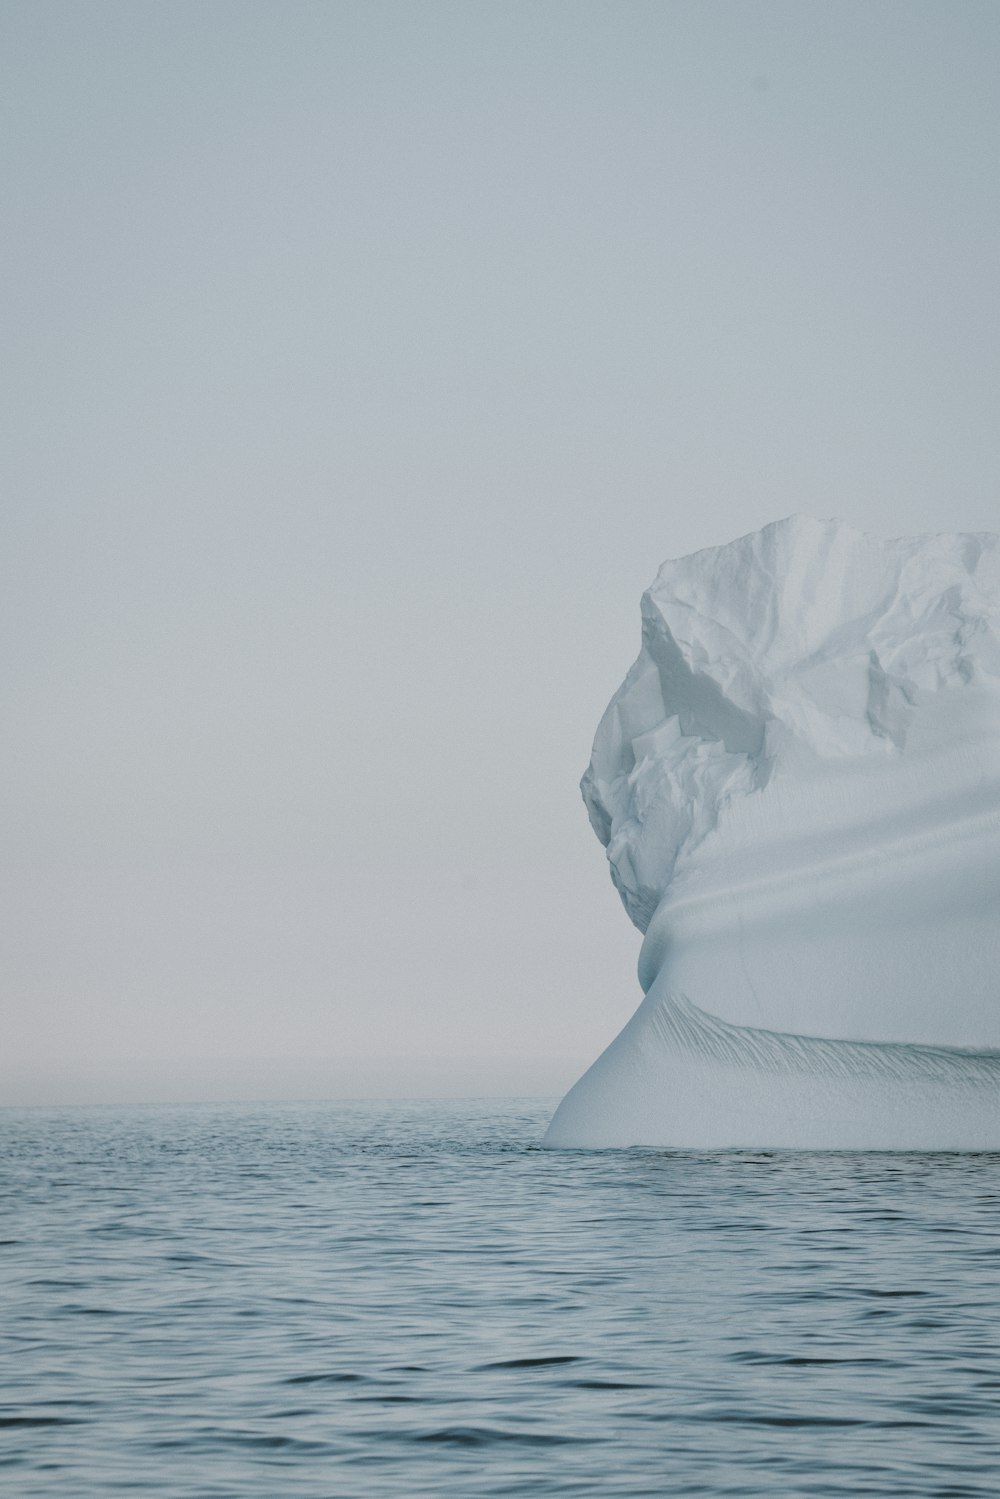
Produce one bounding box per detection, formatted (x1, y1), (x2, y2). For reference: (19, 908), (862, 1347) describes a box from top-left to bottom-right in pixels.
(544, 985), (1000, 1150)
(545, 516), (1000, 1149)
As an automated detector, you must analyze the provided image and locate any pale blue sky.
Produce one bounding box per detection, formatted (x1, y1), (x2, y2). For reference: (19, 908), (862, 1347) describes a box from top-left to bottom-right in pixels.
(4, 1), (1000, 1102)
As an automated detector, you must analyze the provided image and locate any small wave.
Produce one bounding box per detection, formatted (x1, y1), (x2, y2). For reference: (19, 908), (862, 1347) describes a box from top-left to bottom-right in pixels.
(412, 1424), (591, 1447)
(0, 1415), (86, 1428)
(475, 1355), (581, 1371)
(284, 1371), (365, 1386)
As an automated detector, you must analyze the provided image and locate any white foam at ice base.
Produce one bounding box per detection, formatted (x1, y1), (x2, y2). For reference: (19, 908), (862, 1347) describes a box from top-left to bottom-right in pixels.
(545, 516), (1000, 1149)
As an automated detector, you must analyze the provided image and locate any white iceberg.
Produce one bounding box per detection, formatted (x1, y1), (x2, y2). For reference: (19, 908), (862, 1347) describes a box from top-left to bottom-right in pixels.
(545, 516), (1000, 1149)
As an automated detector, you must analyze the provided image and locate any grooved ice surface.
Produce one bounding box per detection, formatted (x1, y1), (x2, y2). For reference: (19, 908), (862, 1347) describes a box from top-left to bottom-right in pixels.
(547, 517), (1000, 1148)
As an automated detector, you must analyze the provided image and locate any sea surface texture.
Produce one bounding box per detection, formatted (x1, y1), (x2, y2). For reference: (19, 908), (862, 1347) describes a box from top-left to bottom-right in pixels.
(2, 1099), (999, 1497)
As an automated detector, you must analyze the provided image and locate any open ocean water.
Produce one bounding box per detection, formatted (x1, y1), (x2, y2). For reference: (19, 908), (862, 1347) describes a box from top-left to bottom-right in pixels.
(2, 1099), (999, 1497)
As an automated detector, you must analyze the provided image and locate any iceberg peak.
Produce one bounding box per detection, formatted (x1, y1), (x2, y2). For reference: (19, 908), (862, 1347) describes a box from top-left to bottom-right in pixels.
(582, 515), (1000, 934)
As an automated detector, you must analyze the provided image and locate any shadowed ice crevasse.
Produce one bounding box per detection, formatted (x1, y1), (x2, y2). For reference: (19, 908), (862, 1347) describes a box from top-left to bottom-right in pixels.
(545, 515), (1000, 1148)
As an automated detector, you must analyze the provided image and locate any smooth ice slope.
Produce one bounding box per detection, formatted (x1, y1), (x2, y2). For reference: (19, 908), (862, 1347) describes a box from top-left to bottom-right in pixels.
(545, 516), (1000, 1148)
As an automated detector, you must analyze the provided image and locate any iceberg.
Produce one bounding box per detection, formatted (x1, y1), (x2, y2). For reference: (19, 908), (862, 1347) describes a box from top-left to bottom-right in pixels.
(545, 516), (1000, 1149)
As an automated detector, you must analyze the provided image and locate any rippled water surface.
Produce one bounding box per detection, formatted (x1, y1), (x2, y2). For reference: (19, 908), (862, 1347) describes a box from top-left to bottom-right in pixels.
(2, 1100), (999, 1496)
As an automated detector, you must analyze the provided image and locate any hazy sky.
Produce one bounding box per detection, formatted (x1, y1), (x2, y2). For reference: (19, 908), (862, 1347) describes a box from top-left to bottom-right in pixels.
(4, 1), (1000, 1104)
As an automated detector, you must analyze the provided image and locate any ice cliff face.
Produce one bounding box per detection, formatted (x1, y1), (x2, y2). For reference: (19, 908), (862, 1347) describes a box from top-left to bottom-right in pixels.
(547, 517), (1000, 1149)
(584, 515), (1000, 933)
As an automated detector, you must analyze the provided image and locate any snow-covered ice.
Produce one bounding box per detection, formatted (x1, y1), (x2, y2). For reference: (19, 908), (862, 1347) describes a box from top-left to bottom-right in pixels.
(545, 516), (1000, 1148)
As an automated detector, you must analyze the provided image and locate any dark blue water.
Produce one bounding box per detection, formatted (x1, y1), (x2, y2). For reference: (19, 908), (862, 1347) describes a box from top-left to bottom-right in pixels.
(2, 1100), (999, 1497)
